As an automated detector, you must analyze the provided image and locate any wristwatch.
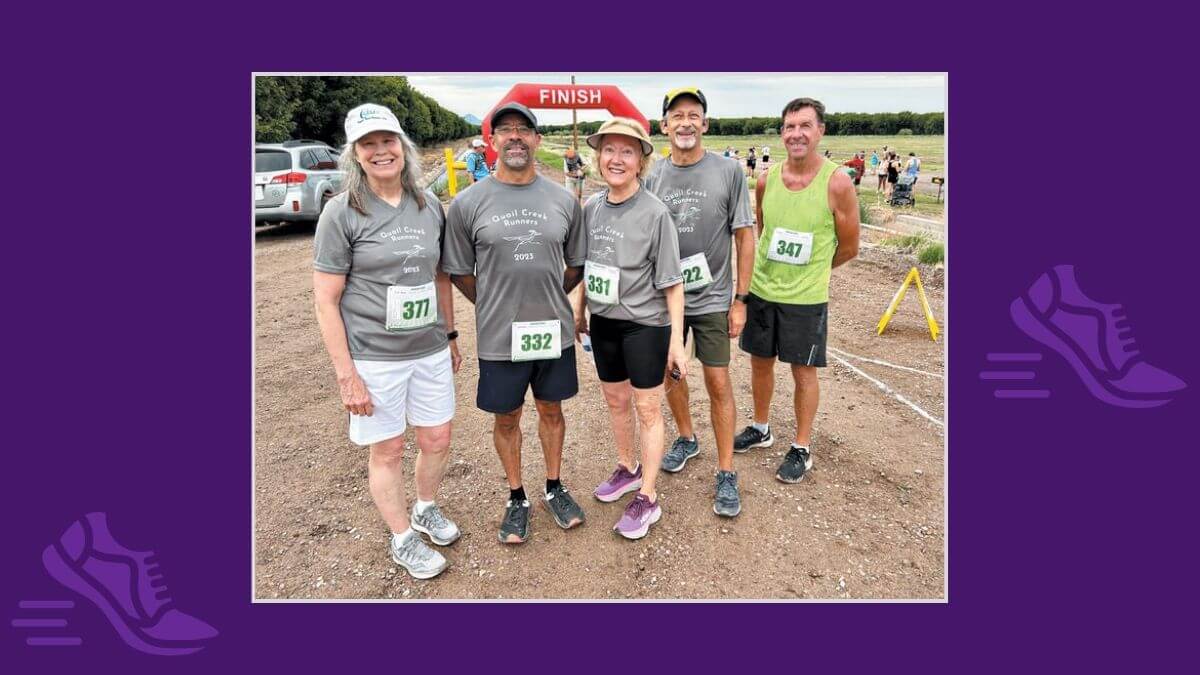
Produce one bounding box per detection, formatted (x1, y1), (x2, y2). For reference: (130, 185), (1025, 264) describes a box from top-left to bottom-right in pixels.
(734, 293), (750, 304)
(446, 330), (459, 341)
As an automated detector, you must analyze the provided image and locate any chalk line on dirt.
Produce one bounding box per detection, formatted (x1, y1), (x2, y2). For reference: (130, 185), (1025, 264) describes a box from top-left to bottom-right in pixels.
(828, 346), (943, 379)
(828, 351), (944, 429)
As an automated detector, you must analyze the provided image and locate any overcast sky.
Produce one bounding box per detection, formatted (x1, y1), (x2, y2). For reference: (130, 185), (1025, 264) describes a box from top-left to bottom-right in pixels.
(409, 73), (945, 126)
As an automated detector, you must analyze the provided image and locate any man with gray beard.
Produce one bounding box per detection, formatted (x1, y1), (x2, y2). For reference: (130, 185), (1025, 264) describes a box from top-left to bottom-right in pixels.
(442, 102), (589, 544)
(643, 88), (756, 518)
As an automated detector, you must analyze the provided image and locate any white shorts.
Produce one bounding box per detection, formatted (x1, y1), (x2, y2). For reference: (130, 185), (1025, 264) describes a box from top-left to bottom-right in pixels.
(348, 347), (455, 446)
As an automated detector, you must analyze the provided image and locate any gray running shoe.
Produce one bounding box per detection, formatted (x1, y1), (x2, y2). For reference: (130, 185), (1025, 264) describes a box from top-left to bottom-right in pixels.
(410, 503), (460, 546)
(776, 447), (814, 484)
(543, 484), (585, 529)
(498, 499), (531, 544)
(713, 470), (742, 517)
(662, 436), (700, 473)
(733, 425), (774, 453)
(389, 531), (448, 580)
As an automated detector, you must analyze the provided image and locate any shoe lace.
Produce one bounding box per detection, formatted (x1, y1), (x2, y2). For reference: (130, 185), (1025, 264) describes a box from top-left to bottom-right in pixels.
(504, 501), (527, 529)
(716, 472), (737, 495)
(607, 466), (629, 483)
(1111, 307), (1140, 355)
(786, 447), (805, 464)
(624, 496), (648, 520)
(397, 536), (430, 563)
(144, 554), (172, 603)
(422, 505), (449, 530)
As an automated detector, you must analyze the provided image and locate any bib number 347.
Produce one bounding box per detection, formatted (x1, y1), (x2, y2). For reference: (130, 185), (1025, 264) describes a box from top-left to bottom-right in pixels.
(766, 229), (814, 265)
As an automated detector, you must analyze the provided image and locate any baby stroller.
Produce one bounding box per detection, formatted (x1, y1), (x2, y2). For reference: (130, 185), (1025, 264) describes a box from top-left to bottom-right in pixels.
(889, 174), (916, 207)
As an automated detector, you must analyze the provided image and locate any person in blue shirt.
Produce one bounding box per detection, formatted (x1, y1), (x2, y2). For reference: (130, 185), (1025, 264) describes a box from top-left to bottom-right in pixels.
(466, 139), (491, 184)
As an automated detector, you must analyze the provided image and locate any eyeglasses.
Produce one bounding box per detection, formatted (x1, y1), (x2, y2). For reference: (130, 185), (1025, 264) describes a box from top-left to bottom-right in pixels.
(494, 125), (535, 137)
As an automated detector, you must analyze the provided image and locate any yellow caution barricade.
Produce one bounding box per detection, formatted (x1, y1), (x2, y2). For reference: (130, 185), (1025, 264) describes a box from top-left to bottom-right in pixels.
(876, 266), (940, 341)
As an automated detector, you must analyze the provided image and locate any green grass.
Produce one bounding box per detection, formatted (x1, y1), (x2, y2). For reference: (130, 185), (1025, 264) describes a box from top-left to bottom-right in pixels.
(880, 233), (933, 253)
(918, 243), (945, 265)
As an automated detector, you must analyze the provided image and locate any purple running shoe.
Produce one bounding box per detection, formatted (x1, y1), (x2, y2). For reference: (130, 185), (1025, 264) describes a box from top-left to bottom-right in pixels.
(594, 462), (642, 503)
(1010, 265), (1185, 408)
(613, 493), (662, 540)
(41, 512), (217, 656)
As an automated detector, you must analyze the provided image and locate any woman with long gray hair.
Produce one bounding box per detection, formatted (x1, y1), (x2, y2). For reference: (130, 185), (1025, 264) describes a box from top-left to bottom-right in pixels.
(313, 103), (462, 579)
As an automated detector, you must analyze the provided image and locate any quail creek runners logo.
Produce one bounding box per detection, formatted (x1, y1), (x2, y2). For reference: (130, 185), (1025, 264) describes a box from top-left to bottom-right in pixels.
(592, 245), (616, 262)
(502, 229), (544, 251)
(11, 512), (217, 656)
(391, 244), (427, 266)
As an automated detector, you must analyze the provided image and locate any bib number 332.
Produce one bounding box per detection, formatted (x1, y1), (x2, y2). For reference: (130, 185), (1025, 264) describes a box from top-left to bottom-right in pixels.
(511, 320), (562, 362)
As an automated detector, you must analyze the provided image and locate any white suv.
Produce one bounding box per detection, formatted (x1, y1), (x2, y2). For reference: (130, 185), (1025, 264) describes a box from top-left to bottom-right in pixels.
(254, 141), (345, 225)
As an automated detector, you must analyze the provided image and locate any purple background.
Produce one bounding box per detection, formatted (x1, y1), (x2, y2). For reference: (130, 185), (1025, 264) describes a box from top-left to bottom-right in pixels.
(4, 7), (1196, 671)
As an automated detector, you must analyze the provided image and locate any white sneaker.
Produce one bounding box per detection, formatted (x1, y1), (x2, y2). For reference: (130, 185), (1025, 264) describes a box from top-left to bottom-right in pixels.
(410, 503), (461, 546)
(389, 531), (448, 580)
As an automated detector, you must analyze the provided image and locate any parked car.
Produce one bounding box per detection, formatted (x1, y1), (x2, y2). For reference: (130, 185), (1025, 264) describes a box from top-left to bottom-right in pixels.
(255, 140), (345, 225)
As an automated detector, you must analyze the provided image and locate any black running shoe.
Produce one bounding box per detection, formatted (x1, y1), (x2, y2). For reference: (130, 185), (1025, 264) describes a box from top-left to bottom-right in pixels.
(776, 447), (813, 484)
(543, 484), (585, 529)
(498, 499), (531, 544)
(733, 425), (774, 453)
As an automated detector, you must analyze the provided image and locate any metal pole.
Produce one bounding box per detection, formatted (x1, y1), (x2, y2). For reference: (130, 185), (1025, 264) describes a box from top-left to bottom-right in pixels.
(571, 75), (580, 201)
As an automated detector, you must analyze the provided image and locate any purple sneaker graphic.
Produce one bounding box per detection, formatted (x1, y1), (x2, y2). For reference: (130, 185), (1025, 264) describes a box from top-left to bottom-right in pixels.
(613, 493), (662, 540)
(1009, 265), (1185, 408)
(594, 462), (642, 503)
(40, 512), (218, 656)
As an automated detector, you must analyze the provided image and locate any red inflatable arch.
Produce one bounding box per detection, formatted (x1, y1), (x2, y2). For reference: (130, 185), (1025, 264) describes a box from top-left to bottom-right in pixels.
(481, 82), (650, 167)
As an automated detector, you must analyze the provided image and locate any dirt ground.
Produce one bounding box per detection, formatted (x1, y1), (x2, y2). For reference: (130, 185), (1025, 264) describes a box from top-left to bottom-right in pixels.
(253, 150), (946, 600)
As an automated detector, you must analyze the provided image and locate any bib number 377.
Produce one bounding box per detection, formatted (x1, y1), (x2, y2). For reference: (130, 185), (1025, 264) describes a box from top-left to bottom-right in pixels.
(511, 320), (562, 362)
(386, 282), (437, 331)
(766, 229), (814, 265)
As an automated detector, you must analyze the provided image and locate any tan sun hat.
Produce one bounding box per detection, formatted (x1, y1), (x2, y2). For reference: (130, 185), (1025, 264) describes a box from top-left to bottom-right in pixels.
(586, 117), (653, 156)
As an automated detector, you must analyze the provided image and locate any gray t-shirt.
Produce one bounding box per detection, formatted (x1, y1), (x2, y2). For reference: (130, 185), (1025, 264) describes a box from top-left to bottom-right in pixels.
(313, 189), (448, 361)
(583, 187), (682, 326)
(441, 175), (585, 361)
(644, 151), (754, 315)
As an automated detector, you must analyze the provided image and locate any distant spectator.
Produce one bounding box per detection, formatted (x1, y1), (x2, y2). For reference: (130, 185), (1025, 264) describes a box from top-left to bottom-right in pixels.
(723, 145), (732, 158)
(466, 139), (490, 184)
(761, 145), (770, 165)
(869, 149), (879, 174)
(905, 151), (921, 187)
(876, 150), (888, 193)
(746, 146), (757, 176)
(563, 146), (587, 198)
(843, 152), (865, 186)
(885, 152), (900, 197)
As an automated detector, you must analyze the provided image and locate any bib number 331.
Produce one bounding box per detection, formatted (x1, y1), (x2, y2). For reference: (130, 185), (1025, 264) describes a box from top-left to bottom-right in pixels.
(766, 229), (814, 265)
(584, 260), (620, 304)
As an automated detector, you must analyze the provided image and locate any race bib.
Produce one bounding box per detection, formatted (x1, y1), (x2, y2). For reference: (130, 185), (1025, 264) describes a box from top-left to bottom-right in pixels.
(385, 282), (436, 331)
(584, 260), (620, 305)
(766, 229), (814, 265)
(680, 252), (714, 292)
(511, 320), (562, 362)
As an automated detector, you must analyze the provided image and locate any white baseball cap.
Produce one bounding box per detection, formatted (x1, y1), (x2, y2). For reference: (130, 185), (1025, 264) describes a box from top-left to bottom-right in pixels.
(344, 103), (404, 144)
(471, 139), (485, 148)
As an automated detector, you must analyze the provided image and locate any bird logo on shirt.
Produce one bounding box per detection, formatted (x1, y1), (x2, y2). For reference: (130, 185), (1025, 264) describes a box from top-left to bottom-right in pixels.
(391, 244), (426, 265)
(674, 205), (702, 226)
(502, 229), (544, 251)
(593, 245), (616, 262)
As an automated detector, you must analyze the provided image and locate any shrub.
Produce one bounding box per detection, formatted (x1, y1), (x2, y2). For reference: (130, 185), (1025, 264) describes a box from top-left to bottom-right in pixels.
(918, 243), (945, 265)
(897, 128), (913, 136)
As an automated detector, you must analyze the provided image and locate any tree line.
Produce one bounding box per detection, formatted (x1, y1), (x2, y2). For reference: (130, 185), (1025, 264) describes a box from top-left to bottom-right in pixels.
(540, 111), (943, 136)
(255, 76), (479, 146)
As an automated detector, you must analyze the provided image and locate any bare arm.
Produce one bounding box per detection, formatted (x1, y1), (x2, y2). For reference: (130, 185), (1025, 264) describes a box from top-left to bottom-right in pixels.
(571, 283), (588, 342)
(754, 168), (768, 239)
(664, 283), (688, 379)
(728, 226), (757, 338)
(313, 271), (373, 416)
(828, 171), (861, 269)
(436, 267), (461, 373)
(450, 273), (477, 304)
(563, 265), (583, 294)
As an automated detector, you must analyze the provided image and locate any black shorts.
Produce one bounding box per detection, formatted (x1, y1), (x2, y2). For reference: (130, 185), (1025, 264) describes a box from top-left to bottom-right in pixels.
(738, 294), (828, 366)
(476, 347), (578, 413)
(747, 160), (757, 170)
(590, 314), (671, 389)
